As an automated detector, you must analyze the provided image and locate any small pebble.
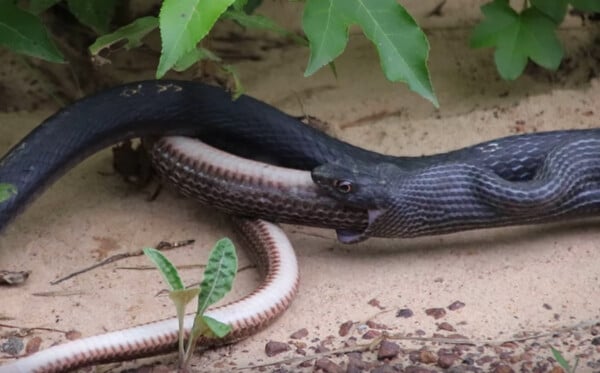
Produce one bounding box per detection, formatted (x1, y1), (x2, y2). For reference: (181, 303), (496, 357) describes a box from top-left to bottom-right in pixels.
(447, 333), (469, 340)
(339, 320), (353, 336)
(368, 298), (384, 309)
(65, 330), (82, 340)
(437, 322), (455, 332)
(418, 349), (438, 364)
(447, 301), (465, 311)
(362, 330), (381, 339)
(425, 308), (446, 319)
(290, 328), (308, 339)
(264, 341), (290, 357)
(1, 336), (23, 356)
(592, 336), (600, 345)
(500, 342), (518, 349)
(437, 349), (458, 368)
(347, 355), (367, 373)
(377, 340), (400, 360)
(314, 358), (343, 373)
(476, 355), (494, 365)
(25, 336), (42, 354)
(396, 308), (414, 318)
(367, 320), (389, 330)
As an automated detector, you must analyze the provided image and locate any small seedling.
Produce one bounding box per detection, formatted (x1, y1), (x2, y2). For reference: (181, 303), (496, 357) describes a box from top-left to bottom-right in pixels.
(144, 237), (238, 371)
(551, 346), (579, 373)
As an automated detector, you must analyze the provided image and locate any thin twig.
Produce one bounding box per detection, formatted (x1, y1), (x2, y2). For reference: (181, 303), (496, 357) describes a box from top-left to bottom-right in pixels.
(0, 323), (69, 335)
(339, 109), (404, 129)
(50, 239), (195, 285)
(50, 252), (139, 285)
(31, 290), (85, 297)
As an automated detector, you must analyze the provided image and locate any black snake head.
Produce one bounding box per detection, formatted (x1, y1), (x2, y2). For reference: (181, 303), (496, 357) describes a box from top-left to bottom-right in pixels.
(311, 161), (404, 244)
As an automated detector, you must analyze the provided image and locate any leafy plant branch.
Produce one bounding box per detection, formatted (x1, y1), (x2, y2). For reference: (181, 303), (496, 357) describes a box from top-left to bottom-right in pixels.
(470, 0), (599, 80)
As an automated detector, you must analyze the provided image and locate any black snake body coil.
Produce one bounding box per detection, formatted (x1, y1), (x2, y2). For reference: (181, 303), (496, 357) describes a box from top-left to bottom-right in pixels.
(0, 79), (598, 243)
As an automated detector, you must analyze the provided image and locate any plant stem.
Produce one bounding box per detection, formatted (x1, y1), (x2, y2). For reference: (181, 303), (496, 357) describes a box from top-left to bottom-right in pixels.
(175, 304), (186, 363)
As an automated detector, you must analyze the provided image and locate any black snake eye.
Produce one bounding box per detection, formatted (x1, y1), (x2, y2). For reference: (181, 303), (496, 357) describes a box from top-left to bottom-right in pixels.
(333, 179), (353, 194)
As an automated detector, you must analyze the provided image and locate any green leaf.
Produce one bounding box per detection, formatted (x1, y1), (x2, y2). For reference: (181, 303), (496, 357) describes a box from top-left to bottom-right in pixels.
(531, 0), (568, 23)
(470, 0), (518, 49)
(29, 0), (61, 15)
(0, 183), (17, 203)
(223, 10), (307, 45)
(0, 1), (64, 62)
(143, 248), (184, 291)
(302, 0), (437, 107)
(497, 7), (563, 79)
(201, 315), (232, 338)
(570, 0), (600, 12)
(197, 238), (238, 315)
(471, 1), (563, 80)
(551, 347), (572, 372)
(89, 16), (158, 56)
(157, 0), (236, 79)
(66, 0), (117, 34)
(172, 46), (220, 72)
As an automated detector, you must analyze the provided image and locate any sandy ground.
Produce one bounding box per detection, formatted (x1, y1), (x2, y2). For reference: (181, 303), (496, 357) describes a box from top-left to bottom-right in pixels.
(1, 1), (599, 372)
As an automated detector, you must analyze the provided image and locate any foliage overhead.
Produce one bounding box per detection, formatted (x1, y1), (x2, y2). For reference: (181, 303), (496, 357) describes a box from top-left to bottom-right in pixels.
(66, 0), (117, 34)
(0, 0), (598, 106)
(471, 0), (597, 80)
(303, 0), (438, 107)
(157, 0), (236, 78)
(89, 16), (158, 56)
(0, 1), (64, 62)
